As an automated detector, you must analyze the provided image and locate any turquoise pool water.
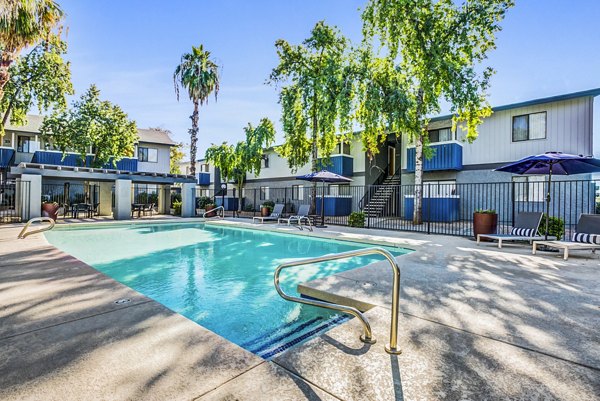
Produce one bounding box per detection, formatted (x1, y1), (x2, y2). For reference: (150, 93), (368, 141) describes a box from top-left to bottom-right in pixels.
(46, 223), (408, 358)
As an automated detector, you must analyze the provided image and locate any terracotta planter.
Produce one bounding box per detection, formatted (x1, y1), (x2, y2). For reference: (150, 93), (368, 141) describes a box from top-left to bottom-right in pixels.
(261, 207), (271, 217)
(41, 203), (59, 221)
(205, 204), (216, 217)
(473, 212), (498, 240)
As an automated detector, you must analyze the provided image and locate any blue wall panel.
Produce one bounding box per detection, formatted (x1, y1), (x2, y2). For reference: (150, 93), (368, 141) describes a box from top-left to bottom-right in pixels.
(406, 143), (463, 172)
(317, 155), (353, 177)
(31, 151), (138, 172)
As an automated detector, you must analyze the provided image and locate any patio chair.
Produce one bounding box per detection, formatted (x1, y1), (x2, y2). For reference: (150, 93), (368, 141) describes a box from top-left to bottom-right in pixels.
(252, 204), (284, 224)
(477, 212), (550, 248)
(532, 214), (600, 260)
(278, 204), (313, 231)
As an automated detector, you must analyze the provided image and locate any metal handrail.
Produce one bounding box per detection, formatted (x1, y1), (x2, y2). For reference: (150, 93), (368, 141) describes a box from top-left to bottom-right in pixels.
(18, 217), (55, 239)
(274, 247), (402, 354)
(203, 205), (224, 218)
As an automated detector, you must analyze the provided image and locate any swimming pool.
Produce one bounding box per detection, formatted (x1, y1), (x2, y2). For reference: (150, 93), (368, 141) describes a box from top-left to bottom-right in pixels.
(46, 223), (409, 358)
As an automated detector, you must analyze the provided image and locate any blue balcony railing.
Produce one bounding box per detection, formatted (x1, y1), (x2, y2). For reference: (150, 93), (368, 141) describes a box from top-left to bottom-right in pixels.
(0, 147), (15, 168)
(406, 142), (463, 172)
(197, 172), (210, 185)
(317, 155), (353, 177)
(31, 151), (138, 172)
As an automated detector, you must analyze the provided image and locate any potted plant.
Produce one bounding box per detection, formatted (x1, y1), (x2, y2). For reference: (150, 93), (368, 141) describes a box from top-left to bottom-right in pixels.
(41, 200), (60, 221)
(261, 200), (275, 216)
(473, 209), (498, 240)
(204, 202), (217, 217)
(196, 196), (213, 215)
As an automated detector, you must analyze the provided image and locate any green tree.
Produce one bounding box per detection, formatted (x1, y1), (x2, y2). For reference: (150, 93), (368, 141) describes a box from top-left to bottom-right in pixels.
(40, 85), (138, 168)
(173, 44), (220, 176)
(269, 21), (354, 212)
(1, 35), (73, 135)
(170, 142), (185, 174)
(362, 0), (513, 224)
(205, 118), (275, 212)
(0, 0), (64, 102)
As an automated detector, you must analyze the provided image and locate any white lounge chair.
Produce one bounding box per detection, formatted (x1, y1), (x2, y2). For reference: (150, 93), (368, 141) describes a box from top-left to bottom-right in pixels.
(278, 204), (312, 231)
(252, 204), (284, 224)
(477, 212), (553, 248)
(533, 214), (600, 260)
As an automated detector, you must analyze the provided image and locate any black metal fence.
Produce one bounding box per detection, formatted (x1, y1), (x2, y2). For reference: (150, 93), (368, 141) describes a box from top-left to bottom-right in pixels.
(196, 179), (600, 239)
(0, 180), (30, 223)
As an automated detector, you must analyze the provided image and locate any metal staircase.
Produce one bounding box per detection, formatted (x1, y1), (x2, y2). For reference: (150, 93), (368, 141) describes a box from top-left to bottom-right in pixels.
(362, 175), (401, 217)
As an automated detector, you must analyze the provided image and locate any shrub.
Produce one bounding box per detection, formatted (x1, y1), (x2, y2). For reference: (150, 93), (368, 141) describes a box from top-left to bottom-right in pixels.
(173, 200), (182, 216)
(348, 211), (365, 228)
(170, 192), (182, 207)
(196, 196), (213, 209)
(244, 202), (254, 212)
(474, 209), (496, 214)
(540, 214), (565, 240)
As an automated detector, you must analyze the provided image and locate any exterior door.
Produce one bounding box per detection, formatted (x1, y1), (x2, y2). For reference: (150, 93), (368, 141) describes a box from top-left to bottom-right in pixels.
(388, 146), (396, 175)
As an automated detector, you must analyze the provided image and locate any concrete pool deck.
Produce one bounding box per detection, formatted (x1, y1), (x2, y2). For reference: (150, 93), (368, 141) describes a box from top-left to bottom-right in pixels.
(0, 218), (599, 400)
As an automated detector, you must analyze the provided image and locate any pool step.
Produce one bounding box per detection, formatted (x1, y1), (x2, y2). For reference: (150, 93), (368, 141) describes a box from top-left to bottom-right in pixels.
(245, 315), (349, 360)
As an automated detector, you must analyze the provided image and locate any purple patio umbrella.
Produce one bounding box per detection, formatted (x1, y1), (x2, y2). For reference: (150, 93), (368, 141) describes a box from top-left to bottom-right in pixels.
(296, 170), (353, 228)
(495, 152), (600, 239)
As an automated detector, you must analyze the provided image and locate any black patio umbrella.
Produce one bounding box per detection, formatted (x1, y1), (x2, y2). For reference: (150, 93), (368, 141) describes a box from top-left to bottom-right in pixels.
(495, 152), (600, 239)
(296, 169), (353, 228)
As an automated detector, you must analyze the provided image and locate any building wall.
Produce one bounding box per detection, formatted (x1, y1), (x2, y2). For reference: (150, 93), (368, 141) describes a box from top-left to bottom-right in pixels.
(137, 142), (171, 174)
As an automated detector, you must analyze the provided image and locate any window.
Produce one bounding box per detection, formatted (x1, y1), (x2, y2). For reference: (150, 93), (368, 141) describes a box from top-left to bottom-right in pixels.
(423, 180), (457, 197)
(17, 136), (31, 153)
(292, 185), (304, 200)
(259, 186), (269, 200)
(428, 128), (453, 143)
(261, 154), (269, 168)
(512, 112), (546, 142)
(328, 184), (350, 196)
(200, 163), (210, 172)
(138, 147), (158, 162)
(336, 141), (351, 155)
(513, 176), (545, 202)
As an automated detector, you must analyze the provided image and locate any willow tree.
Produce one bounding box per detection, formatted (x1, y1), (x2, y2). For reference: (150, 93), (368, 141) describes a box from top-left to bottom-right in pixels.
(205, 118), (275, 212)
(1, 36), (73, 131)
(269, 21), (354, 212)
(173, 44), (220, 175)
(0, 0), (64, 102)
(362, 0), (513, 224)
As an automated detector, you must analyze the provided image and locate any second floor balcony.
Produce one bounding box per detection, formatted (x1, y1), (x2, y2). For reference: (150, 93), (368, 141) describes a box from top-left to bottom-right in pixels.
(0, 147), (16, 168)
(406, 142), (463, 172)
(317, 154), (353, 177)
(30, 150), (138, 172)
(197, 172), (210, 185)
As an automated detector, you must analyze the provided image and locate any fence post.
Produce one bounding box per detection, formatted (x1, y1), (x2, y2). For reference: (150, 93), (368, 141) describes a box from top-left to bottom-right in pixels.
(511, 180), (515, 228)
(253, 188), (257, 217)
(427, 183), (431, 235)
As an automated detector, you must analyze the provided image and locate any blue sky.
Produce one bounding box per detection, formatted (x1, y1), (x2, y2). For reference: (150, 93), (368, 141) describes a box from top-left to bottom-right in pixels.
(58, 0), (600, 158)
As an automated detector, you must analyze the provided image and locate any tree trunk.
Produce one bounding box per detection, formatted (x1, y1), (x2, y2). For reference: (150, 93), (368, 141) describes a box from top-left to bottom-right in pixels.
(310, 115), (318, 216)
(189, 101), (199, 175)
(237, 178), (244, 213)
(412, 88), (425, 225)
(0, 52), (15, 105)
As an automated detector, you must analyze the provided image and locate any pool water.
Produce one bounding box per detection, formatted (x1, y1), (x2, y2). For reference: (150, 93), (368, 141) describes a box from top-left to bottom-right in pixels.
(46, 223), (408, 358)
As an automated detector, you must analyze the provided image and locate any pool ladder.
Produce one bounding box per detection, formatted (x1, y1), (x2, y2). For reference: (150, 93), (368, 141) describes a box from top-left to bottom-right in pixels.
(274, 247), (402, 354)
(18, 217), (56, 239)
(203, 206), (225, 219)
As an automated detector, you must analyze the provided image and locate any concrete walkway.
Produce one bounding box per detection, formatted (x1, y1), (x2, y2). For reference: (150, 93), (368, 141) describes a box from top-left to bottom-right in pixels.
(0, 219), (599, 400)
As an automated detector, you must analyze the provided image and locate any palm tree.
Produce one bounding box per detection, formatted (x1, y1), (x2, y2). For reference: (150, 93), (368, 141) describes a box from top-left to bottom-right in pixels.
(173, 44), (220, 175)
(0, 0), (64, 101)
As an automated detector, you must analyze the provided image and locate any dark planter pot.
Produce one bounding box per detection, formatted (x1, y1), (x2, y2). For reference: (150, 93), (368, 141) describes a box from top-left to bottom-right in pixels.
(261, 207), (271, 217)
(473, 213), (498, 241)
(205, 204), (216, 217)
(41, 203), (59, 221)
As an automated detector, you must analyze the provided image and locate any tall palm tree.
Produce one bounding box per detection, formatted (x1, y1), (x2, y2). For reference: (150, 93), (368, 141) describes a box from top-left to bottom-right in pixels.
(0, 0), (64, 101)
(173, 44), (220, 175)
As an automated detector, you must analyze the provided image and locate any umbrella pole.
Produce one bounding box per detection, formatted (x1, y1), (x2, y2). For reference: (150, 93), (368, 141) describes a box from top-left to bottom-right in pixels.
(320, 181), (326, 228)
(545, 164), (552, 240)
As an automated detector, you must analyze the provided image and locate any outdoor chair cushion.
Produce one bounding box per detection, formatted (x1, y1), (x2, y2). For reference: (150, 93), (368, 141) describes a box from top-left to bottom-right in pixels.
(572, 232), (600, 245)
(510, 227), (535, 237)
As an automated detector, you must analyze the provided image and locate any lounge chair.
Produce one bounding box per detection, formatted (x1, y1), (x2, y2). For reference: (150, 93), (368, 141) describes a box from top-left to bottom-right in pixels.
(278, 204), (313, 231)
(533, 214), (600, 260)
(477, 212), (552, 248)
(252, 204), (284, 224)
